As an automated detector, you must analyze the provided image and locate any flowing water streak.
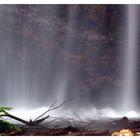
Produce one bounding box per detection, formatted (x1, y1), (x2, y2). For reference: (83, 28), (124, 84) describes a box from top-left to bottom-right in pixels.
(55, 6), (78, 103)
(121, 5), (138, 112)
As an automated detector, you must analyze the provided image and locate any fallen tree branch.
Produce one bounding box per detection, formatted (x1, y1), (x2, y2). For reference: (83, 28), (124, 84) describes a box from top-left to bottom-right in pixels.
(0, 113), (50, 126)
(1, 113), (30, 125)
(29, 115), (50, 126)
(73, 112), (82, 122)
(44, 118), (58, 125)
(34, 99), (71, 121)
(0, 99), (71, 126)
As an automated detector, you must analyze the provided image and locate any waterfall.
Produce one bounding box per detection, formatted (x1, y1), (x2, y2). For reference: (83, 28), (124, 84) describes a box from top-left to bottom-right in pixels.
(0, 5), (80, 109)
(0, 5), (140, 120)
(121, 5), (138, 112)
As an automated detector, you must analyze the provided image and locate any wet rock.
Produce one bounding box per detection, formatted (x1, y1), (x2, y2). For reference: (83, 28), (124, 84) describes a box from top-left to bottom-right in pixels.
(115, 116), (129, 128)
(120, 117), (129, 124)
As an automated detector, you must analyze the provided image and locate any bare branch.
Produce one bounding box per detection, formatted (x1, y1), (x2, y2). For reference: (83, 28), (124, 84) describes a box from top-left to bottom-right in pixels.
(1, 113), (30, 125)
(48, 100), (57, 111)
(0, 99), (71, 126)
(45, 118), (58, 125)
(1, 113), (50, 126)
(73, 112), (82, 122)
(33, 100), (57, 121)
(34, 99), (71, 121)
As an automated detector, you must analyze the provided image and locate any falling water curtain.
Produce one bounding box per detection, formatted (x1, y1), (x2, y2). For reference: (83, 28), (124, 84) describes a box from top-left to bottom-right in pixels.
(0, 4), (140, 126)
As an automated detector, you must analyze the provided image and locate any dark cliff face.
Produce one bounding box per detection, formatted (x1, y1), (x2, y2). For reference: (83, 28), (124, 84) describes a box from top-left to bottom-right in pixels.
(0, 5), (140, 108)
